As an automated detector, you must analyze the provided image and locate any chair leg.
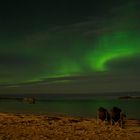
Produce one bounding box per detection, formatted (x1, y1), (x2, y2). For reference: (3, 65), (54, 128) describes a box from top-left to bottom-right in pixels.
(96, 111), (99, 124)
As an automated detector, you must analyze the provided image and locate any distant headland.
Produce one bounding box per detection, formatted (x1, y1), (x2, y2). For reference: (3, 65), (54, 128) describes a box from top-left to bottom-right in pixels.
(118, 96), (140, 99)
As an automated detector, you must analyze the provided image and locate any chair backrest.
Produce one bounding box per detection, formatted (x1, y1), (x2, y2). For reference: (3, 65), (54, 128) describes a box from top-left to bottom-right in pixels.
(110, 106), (122, 122)
(98, 107), (110, 121)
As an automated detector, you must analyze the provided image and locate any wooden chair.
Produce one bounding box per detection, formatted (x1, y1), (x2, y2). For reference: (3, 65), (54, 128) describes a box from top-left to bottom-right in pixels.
(110, 107), (126, 128)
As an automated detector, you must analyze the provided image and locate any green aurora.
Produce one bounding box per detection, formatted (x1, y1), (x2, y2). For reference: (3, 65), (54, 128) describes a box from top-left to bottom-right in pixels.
(1, 29), (140, 84)
(0, 1), (140, 93)
(87, 31), (140, 71)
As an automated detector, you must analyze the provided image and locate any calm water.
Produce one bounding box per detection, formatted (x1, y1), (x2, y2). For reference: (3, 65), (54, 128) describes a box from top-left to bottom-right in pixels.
(0, 99), (139, 119)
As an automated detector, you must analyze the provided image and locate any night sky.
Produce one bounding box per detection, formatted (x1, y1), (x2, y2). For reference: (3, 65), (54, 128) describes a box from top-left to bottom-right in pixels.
(0, 0), (140, 94)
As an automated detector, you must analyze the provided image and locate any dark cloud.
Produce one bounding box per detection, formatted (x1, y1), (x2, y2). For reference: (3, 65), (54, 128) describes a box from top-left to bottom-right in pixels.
(107, 55), (140, 73)
(0, 53), (34, 66)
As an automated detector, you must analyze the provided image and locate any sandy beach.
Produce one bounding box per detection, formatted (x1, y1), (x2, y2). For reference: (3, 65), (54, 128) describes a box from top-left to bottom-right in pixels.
(0, 113), (139, 140)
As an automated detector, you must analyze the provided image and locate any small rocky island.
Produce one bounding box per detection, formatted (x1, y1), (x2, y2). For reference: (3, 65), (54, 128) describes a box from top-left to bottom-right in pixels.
(0, 97), (36, 104)
(118, 96), (140, 99)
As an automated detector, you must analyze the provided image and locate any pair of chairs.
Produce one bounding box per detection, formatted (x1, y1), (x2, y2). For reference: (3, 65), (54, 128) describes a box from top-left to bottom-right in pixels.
(97, 106), (126, 128)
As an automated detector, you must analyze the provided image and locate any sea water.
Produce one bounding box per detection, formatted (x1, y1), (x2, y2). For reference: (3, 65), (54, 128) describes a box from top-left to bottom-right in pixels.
(0, 97), (139, 119)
